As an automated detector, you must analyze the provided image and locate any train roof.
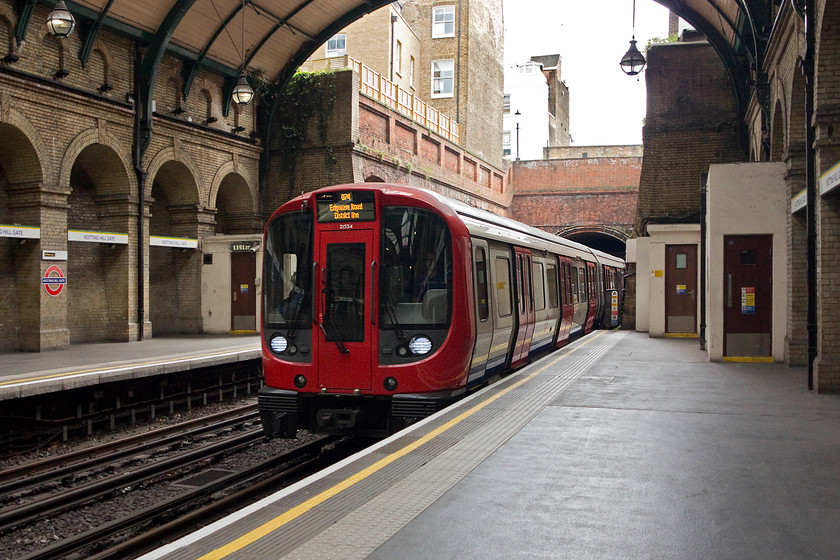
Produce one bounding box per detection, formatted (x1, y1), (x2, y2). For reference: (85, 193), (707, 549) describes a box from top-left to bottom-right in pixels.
(423, 188), (625, 268)
(281, 183), (625, 268)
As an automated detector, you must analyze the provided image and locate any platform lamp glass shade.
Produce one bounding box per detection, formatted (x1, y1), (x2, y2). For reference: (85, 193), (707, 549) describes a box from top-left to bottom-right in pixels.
(620, 38), (646, 76)
(232, 72), (254, 105)
(46, 0), (76, 38)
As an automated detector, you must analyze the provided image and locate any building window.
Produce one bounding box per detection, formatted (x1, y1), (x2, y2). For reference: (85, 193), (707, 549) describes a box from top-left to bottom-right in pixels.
(503, 131), (511, 156)
(409, 56), (415, 89)
(326, 34), (346, 57)
(431, 59), (454, 97)
(432, 5), (456, 38)
(503, 93), (510, 114)
(395, 40), (402, 75)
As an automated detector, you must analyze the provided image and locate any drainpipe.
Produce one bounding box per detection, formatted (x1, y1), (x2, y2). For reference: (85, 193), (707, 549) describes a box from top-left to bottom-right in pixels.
(133, 41), (146, 341)
(390, 13), (397, 82)
(804, 0), (816, 390)
(699, 178), (707, 351)
(456, 0), (462, 122)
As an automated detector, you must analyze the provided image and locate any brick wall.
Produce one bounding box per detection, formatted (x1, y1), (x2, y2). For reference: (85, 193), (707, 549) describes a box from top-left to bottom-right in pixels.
(509, 157), (640, 239)
(636, 41), (744, 233)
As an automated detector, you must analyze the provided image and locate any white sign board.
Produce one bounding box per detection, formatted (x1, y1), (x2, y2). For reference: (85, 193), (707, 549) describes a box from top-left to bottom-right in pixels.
(68, 230), (129, 244)
(820, 160), (840, 197)
(0, 224), (40, 239)
(150, 235), (198, 249)
(791, 189), (806, 214)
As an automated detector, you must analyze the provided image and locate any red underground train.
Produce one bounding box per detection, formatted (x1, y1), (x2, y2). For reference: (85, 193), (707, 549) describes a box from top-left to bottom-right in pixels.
(258, 183), (624, 438)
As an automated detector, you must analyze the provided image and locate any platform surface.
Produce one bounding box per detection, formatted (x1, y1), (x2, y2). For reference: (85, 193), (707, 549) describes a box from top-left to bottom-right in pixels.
(0, 334), (261, 401)
(139, 330), (840, 560)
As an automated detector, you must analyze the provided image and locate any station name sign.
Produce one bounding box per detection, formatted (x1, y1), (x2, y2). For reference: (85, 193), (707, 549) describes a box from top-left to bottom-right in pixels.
(316, 191), (375, 223)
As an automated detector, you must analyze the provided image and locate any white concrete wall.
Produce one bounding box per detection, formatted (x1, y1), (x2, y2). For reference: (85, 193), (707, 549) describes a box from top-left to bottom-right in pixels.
(643, 224), (701, 337)
(201, 235), (263, 334)
(706, 162), (787, 362)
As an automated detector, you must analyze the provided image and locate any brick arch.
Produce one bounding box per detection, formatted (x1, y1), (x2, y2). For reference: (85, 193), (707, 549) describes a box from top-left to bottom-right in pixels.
(789, 65), (807, 146)
(0, 3), (16, 60)
(88, 42), (115, 90)
(60, 128), (135, 196)
(770, 99), (785, 162)
(0, 109), (44, 185)
(815, 0), (840, 108)
(146, 146), (201, 203)
(208, 160), (255, 211)
(556, 225), (630, 242)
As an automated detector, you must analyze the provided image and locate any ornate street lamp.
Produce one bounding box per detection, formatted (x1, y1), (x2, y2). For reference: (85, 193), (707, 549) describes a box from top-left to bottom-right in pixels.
(46, 0), (75, 38)
(232, 0), (254, 105)
(620, 0), (646, 76)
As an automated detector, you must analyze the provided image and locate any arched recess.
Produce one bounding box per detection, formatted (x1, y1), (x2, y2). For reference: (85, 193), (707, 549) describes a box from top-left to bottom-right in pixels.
(0, 120), (44, 351)
(148, 158), (202, 336)
(770, 99), (785, 162)
(365, 175), (385, 182)
(67, 143), (134, 343)
(559, 226), (629, 259)
(210, 164), (259, 234)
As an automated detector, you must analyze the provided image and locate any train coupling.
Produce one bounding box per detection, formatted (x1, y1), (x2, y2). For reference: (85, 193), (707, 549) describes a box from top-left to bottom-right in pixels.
(316, 409), (360, 429)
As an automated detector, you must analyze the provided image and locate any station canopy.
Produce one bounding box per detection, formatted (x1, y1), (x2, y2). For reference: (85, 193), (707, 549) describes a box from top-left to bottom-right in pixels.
(53, 0), (773, 95)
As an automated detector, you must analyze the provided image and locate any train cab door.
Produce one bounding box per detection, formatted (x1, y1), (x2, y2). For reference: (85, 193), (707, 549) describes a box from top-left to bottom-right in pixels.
(510, 248), (535, 369)
(316, 229), (375, 391)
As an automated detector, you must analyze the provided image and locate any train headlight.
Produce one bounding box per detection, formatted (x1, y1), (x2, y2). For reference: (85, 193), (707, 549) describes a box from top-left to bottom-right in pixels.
(270, 335), (288, 354)
(294, 374), (307, 388)
(384, 377), (398, 391)
(408, 335), (432, 356)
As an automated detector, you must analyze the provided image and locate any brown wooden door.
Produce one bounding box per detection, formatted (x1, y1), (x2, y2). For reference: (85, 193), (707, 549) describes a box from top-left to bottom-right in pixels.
(231, 252), (256, 331)
(665, 244), (697, 334)
(723, 235), (773, 357)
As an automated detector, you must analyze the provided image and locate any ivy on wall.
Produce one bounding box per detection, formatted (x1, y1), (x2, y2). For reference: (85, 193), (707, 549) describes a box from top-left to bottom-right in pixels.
(253, 69), (340, 190)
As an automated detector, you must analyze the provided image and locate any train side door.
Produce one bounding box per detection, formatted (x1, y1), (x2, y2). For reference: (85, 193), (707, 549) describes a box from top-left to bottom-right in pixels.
(468, 240), (493, 384)
(585, 262), (597, 332)
(316, 229), (375, 390)
(723, 235), (773, 358)
(510, 248), (535, 369)
(557, 258), (574, 346)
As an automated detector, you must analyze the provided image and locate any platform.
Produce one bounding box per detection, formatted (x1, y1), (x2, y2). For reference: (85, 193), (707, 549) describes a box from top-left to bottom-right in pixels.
(140, 330), (840, 560)
(0, 335), (261, 402)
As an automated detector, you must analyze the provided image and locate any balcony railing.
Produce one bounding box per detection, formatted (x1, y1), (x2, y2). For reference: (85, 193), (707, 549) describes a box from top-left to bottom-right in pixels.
(300, 55), (461, 146)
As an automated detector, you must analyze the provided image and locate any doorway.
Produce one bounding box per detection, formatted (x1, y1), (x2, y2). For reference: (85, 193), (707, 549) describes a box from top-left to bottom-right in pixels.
(665, 244), (697, 334)
(723, 235), (772, 358)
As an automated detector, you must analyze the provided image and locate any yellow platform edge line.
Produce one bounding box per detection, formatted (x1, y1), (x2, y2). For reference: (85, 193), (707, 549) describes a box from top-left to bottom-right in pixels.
(722, 356), (775, 363)
(664, 333), (698, 339)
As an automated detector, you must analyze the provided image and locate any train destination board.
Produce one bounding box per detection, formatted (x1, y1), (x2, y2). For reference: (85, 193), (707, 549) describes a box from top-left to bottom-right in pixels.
(316, 191), (375, 223)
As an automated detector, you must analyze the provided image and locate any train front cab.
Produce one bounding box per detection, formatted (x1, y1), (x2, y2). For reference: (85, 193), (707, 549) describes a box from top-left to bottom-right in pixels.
(259, 186), (474, 438)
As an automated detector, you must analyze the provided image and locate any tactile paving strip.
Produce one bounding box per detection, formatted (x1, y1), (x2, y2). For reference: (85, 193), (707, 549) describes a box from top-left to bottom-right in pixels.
(279, 331), (627, 560)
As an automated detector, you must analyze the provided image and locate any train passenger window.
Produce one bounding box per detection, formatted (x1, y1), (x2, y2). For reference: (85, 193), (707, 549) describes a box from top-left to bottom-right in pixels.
(264, 213), (313, 327)
(533, 262), (545, 311)
(495, 257), (512, 317)
(578, 268), (587, 303)
(546, 263), (558, 309)
(379, 207), (452, 327)
(570, 266), (579, 304)
(519, 257), (525, 314)
(475, 248), (489, 321)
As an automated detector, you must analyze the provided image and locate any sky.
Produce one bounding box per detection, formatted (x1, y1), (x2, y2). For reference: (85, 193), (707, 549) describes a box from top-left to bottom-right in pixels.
(504, 0), (678, 146)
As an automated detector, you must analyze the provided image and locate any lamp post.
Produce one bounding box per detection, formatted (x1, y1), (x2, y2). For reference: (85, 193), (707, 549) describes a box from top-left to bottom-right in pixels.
(620, 0), (646, 76)
(514, 109), (521, 161)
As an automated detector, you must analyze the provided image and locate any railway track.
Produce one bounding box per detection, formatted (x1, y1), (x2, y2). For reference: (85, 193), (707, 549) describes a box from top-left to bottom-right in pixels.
(0, 403), (369, 560)
(18, 435), (364, 560)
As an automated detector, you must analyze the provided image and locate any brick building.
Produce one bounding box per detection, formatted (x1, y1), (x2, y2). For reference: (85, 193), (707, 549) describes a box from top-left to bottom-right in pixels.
(399, 0), (504, 169)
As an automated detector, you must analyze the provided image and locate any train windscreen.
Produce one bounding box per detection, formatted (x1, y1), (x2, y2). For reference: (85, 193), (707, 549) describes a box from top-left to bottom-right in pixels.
(379, 207), (452, 328)
(263, 213), (314, 328)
